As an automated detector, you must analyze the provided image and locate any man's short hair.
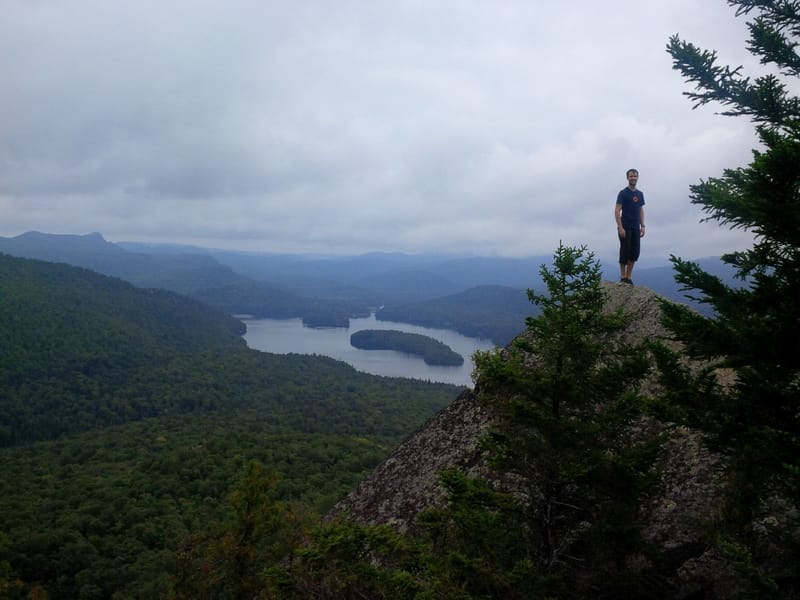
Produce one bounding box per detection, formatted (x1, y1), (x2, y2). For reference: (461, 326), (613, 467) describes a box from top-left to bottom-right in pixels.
(626, 168), (639, 177)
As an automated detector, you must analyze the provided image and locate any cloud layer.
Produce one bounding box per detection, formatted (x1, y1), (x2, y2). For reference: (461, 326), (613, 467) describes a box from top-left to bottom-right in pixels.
(1, 1), (766, 262)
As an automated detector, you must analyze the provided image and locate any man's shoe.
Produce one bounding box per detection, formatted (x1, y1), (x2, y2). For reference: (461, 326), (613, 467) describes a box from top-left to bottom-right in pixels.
(621, 278), (633, 285)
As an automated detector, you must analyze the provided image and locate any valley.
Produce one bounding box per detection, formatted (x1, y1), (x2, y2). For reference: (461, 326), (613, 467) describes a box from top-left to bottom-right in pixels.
(0, 252), (460, 596)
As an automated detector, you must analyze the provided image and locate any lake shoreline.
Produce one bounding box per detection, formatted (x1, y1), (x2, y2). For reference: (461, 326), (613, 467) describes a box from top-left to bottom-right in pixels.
(242, 313), (494, 387)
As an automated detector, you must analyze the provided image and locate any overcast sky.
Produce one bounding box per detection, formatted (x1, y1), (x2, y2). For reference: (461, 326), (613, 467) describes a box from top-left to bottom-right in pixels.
(1, 1), (769, 264)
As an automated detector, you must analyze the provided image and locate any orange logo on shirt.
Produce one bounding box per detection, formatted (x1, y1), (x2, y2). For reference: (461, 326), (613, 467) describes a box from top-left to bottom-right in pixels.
(633, 196), (639, 203)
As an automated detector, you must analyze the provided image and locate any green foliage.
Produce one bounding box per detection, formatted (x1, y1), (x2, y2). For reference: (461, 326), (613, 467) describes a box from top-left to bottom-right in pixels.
(350, 330), (464, 366)
(0, 253), (460, 597)
(170, 460), (305, 600)
(418, 470), (564, 600)
(520, 243), (628, 417)
(0, 253), (242, 445)
(714, 536), (780, 599)
(665, 0), (800, 514)
(663, 3), (800, 594)
(0, 416), (423, 598)
(274, 519), (424, 600)
(462, 243), (658, 596)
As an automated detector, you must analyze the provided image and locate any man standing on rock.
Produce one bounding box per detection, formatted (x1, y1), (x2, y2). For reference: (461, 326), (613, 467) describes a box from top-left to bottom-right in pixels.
(615, 168), (646, 284)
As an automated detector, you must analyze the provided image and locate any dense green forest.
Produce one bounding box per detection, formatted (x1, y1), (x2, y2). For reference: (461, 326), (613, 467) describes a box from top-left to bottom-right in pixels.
(0, 253), (460, 597)
(350, 330), (464, 366)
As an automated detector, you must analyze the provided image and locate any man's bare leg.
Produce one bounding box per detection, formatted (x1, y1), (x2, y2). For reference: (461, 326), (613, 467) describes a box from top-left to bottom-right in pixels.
(619, 260), (636, 283)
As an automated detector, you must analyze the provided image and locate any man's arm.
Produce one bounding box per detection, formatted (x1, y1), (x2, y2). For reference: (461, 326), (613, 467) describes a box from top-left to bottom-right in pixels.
(615, 203), (625, 236)
(639, 206), (646, 237)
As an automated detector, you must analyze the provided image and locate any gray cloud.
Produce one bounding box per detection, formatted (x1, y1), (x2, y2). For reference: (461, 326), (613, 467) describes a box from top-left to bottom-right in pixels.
(1, 1), (764, 262)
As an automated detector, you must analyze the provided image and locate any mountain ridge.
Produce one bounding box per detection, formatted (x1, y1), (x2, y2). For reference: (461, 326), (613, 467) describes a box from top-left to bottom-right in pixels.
(1, 229), (739, 369)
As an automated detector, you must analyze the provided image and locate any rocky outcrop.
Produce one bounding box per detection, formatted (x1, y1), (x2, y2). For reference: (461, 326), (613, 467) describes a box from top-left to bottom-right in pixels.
(329, 281), (791, 598)
(331, 281), (686, 533)
(329, 388), (489, 534)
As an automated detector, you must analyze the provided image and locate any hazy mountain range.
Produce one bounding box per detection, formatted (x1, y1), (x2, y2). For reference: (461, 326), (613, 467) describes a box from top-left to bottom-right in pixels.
(0, 231), (734, 344)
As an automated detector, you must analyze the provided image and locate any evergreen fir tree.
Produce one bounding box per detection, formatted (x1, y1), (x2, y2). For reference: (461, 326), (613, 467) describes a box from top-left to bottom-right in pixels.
(664, 3), (800, 594)
(440, 243), (657, 597)
(664, 0), (800, 508)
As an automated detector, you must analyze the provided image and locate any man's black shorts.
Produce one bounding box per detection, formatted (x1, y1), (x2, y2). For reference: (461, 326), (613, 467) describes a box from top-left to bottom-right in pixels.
(618, 228), (641, 264)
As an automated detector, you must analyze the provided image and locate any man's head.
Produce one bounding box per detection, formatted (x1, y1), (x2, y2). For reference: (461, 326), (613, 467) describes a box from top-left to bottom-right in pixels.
(626, 168), (639, 187)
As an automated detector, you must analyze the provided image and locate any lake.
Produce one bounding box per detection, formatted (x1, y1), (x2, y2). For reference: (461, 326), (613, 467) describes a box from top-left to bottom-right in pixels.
(242, 314), (496, 387)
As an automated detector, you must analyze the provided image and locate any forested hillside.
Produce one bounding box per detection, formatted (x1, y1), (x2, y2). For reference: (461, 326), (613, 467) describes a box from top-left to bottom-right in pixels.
(0, 253), (460, 597)
(0, 253), (246, 445)
(377, 285), (535, 345)
(0, 231), (244, 294)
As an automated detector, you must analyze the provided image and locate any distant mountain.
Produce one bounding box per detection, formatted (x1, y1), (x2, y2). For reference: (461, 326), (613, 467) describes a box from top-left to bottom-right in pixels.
(1, 230), (130, 272)
(426, 256), (547, 289)
(353, 269), (462, 304)
(0, 231), (244, 293)
(123, 241), (544, 303)
(4, 231), (738, 334)
(126, 240), (738, 311)
(378, 285), (535, 346)
(0, 232), (361, 324)
(0, 250), (246, 350)
(627, 257), (740, 316)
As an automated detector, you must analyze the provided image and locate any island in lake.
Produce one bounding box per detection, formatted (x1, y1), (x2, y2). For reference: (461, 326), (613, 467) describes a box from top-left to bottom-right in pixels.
(350, 329), (465, 366)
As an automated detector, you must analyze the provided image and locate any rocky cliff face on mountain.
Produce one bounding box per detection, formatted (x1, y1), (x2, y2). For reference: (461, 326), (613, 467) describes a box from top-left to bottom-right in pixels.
(332, 282), (688, 530)
(331, 281), (792, 598)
